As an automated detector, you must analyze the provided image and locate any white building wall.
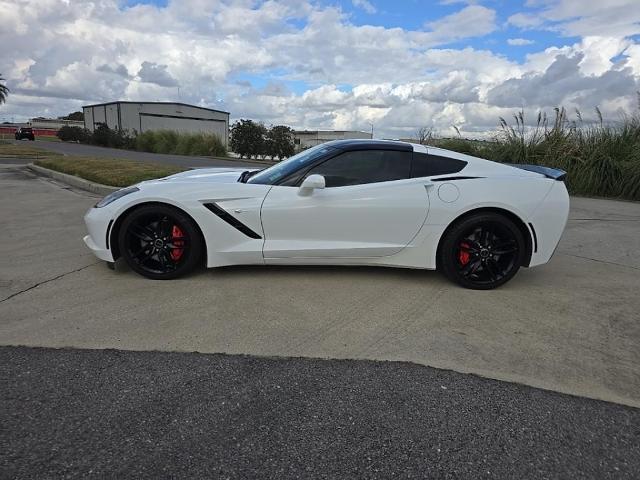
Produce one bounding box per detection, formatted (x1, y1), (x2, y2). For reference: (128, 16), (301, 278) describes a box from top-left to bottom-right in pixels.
(83, 108), (94, 130)
(105, 104), (118, 130)
(293, 130), (372, 150)
(83, 102), (229, 147)
(139, 115), (227, 139)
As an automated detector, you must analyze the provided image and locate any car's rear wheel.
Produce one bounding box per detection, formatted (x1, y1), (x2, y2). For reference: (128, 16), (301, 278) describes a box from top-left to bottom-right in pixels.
(438, 213), (525, 290)
(118, 204), (203, 280)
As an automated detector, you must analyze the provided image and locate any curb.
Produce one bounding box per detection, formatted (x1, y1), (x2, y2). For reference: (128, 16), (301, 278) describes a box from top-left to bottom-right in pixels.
(27, 163), (119, 196)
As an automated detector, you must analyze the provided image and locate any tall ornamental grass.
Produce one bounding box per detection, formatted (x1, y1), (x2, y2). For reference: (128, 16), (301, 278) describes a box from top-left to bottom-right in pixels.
(135, 130), (227, 157)
(428, 107), (640, 201)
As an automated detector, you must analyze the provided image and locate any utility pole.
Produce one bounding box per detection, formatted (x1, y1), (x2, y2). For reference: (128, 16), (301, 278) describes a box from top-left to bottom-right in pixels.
(369, 122), (374, 139)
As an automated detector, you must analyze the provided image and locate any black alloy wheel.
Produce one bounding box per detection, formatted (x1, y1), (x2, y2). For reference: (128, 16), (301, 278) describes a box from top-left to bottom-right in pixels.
(118, 205), (203, 280)
(439, 213), (525, 290)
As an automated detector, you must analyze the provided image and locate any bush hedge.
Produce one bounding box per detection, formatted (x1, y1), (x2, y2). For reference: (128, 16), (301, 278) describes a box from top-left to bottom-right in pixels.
(56, 126), (90, 143)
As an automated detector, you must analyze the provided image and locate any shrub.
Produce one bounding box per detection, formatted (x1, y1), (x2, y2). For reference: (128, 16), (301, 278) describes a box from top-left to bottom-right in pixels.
(57, 125), (90, 142)
(88, 123), (135, 149)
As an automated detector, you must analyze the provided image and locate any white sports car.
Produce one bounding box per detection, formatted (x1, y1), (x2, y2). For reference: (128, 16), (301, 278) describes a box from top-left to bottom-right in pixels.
(84, 140), (569, 289)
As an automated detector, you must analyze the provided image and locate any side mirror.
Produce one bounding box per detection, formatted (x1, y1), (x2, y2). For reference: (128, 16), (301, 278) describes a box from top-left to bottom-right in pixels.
(298, 174), (325, 196)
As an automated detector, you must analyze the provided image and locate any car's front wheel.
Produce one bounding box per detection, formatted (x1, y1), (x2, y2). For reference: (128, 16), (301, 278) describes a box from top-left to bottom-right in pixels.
(438, 212), (525, 290)
(118, 204), (203, 280)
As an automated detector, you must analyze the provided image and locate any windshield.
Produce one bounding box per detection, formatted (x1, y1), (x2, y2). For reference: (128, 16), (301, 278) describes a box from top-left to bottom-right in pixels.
(247, 144), (337, 185)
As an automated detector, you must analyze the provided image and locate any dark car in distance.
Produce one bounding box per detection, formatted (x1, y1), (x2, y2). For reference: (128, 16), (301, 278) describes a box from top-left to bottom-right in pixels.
(15, 127), (35, 141)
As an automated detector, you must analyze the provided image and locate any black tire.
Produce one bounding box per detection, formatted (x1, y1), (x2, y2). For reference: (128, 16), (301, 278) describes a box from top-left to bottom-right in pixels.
(118, 204), (203, 280)
(438, 212), (525, 290)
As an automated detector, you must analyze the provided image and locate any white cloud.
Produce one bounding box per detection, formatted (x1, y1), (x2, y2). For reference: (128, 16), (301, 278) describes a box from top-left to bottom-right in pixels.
(0, 0), (638, 139)
(137, 62), (179, 87)
(507, 38), (535, 46)
(509, 0), (640, 38)
(507, 12), (544, 28)
(424, 5), (497, 44)
(352, 0), (376, 14)
(487, 53), (639, 112)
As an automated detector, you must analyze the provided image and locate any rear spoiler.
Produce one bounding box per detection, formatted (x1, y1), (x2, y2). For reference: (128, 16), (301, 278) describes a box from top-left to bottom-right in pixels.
(506, 164), (567, 181)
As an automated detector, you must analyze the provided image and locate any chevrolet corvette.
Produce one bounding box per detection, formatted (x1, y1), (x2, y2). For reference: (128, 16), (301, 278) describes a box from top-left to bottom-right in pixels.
(84, 139), (569, 289)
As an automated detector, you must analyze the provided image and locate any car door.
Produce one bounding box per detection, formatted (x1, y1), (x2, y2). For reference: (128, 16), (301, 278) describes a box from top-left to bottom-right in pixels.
(261, 149), (431, 259)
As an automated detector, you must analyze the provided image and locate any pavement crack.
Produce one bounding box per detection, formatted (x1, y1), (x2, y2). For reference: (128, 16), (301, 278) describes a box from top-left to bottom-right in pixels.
(559, 253), (640, 271)
(0, 262), (100, 303)
(570, 218), (640, 222)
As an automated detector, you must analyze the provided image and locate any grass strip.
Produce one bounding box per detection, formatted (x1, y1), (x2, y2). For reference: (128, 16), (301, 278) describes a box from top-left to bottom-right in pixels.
(34, 156), (186, 188)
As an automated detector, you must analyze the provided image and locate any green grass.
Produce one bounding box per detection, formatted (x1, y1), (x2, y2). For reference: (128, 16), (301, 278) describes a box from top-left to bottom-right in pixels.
(34, 156), (186, 187)
(136, 130), (227, 157)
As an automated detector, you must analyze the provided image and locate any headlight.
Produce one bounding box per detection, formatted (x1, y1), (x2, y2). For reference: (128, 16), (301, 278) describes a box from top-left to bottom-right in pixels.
(94, 186), (139, 208)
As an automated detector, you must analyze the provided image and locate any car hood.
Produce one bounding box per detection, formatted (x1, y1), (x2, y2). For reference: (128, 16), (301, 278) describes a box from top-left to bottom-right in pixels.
(152, 167), (260, 185)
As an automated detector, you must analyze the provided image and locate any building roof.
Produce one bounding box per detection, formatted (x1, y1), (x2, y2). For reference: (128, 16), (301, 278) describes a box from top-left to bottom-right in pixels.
(82, 101), (229, 115)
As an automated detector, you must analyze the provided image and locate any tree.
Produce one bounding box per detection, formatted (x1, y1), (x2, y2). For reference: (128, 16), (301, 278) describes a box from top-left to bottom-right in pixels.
(266, 125), (295, 160)
(230, 119), (267, 158)
(415, 126), (433, 145)
(0, 74), (9, 104)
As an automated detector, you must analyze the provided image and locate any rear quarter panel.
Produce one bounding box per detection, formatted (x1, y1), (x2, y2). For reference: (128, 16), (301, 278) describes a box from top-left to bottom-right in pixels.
(380, 176), (559, 269)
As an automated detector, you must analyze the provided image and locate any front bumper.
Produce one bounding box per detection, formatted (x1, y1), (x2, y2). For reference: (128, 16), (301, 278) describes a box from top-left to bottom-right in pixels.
(84, 207), (115, 262)
(83, 234), (113, 262)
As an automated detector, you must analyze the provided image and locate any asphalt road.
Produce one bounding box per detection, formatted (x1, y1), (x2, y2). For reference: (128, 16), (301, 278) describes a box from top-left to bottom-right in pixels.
(10, 139), (263, 168)
(2, 346), (639, 479)
(1, 164), (639, 407)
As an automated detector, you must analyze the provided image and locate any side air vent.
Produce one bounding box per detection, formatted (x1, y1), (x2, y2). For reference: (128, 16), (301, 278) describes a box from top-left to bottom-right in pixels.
(203, 203), (262, 239)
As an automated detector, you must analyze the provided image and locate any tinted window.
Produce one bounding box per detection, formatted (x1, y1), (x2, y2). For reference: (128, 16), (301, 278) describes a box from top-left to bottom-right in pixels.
(248, 144), (336, 185)
(411, 153), (467, 178)
(305, 150), (411, 187)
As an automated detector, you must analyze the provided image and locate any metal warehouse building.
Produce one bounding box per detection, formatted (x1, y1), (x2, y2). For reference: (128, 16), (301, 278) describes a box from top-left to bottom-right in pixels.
(82, 101), (230, 147)
(293, 130), (372, 151)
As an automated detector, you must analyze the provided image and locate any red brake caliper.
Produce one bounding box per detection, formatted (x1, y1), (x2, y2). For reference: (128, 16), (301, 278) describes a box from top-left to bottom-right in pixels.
(170, 225), (184, 261)
(458, 242), (471, 265)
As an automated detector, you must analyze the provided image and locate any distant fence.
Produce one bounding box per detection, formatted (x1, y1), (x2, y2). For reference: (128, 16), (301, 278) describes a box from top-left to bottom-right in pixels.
(0, 126), (59, 137)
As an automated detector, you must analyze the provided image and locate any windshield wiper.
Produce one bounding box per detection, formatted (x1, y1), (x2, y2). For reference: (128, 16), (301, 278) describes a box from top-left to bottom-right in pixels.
(238, 169), (263, 183)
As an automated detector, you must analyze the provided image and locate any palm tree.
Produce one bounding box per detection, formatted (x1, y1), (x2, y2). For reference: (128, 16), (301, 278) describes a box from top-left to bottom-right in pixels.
(0, 74), (9, 104)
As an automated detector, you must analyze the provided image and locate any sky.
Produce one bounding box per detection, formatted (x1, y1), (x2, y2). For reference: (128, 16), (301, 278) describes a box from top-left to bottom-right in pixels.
(1, 0), (640, 138)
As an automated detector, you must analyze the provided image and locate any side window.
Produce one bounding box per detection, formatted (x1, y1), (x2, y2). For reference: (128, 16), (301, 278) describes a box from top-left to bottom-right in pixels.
(411, 152), (467, 178)
(305, 150), (411, 187)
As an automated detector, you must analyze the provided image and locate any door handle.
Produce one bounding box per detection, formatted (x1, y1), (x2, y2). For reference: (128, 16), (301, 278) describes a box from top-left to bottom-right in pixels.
(234, 209), (244, 214)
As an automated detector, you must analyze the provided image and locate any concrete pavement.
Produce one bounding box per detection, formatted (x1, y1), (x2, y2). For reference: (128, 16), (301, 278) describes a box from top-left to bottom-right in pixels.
(1, 163), (639, 407)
